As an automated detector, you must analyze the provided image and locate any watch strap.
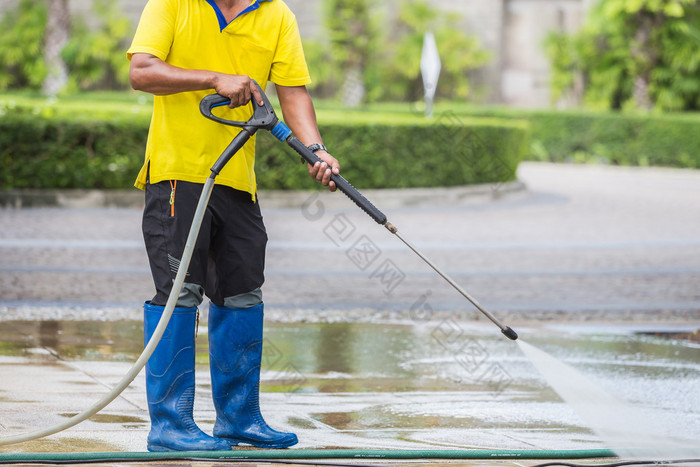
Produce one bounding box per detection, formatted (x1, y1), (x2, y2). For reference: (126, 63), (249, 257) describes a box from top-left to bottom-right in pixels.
(307, 143), (328, 153)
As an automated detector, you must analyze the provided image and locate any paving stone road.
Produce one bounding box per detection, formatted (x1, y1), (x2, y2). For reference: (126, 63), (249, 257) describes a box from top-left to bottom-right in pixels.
(1, 162), (699, 324)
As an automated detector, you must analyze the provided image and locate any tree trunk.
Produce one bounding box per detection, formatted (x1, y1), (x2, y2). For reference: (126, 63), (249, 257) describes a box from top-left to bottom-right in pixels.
(43, 0), (70, 96)
(341, 67), (365, 107)
(632, 75), (651, 110)
(629, 10), (660, 110)
(327, 0), (371, 107)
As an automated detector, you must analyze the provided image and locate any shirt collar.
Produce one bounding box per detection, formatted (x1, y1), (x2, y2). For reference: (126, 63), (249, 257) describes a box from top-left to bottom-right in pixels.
(206, 0), (273, 32)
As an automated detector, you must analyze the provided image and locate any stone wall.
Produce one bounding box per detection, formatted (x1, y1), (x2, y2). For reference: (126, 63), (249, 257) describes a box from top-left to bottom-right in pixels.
(501, 0), (588, 107)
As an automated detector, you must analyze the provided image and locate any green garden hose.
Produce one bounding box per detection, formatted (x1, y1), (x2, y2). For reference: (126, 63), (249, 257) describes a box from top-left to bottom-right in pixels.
(0, 448), (618, 464)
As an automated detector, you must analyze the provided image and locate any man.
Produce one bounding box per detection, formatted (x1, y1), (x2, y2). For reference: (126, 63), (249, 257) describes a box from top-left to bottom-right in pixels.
(127, 0), (339, 452)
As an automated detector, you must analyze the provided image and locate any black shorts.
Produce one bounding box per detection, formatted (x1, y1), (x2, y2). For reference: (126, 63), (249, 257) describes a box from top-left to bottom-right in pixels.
(142, 179), (267, 307)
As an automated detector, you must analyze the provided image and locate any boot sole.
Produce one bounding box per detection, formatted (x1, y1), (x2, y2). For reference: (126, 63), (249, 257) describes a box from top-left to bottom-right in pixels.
(148, 443), (231, 452)
(222, 436), (298, 449)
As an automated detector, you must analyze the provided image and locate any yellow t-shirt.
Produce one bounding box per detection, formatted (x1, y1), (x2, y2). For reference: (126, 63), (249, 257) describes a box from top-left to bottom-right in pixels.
(127, 0), (311, 197)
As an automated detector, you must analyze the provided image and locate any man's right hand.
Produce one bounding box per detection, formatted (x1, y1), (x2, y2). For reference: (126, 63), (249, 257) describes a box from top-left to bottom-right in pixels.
(129, 53), (263, 108)
(213, 73), (264, 109)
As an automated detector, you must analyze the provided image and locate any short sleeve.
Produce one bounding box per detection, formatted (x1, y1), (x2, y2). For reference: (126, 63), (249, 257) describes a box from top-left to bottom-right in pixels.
(269, 9), (311, 86)
(126, 0), (176, 62)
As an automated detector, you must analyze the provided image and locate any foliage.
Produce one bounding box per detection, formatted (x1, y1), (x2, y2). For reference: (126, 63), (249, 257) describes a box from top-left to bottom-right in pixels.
(62, 0), (132, 91)
(302, 39), (341, 97)
(545, 0), (700, 111)
(310, 0), (490, 103)
(0, 0), (132, 93)
(0, 110), (147, 189)
(377, 0), (490, 102)
(523, 111), (700, 167)
(0, 99), (527, 190)
(324, 0), (375, 74)
(323, 0), (378, 105)
(256, 119), (526, 190)
(432, 105), (700, 168)
(0, 0), (48, 90)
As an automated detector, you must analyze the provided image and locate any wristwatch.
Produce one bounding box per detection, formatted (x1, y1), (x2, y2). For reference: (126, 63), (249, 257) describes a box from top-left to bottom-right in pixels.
(306, 143), (328, 153)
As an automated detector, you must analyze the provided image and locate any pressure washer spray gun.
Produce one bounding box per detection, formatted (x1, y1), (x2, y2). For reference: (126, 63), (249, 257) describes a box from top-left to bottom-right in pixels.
(200, 80), (518, 341)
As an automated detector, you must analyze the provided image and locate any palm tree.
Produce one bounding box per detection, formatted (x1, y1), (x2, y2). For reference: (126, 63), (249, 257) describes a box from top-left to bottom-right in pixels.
(42, 0), (70, 96)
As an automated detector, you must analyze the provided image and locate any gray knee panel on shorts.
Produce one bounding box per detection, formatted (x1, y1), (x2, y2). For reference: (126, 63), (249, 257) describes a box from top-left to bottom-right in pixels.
(224, 288), (263, 308)
(176, 282), (205, 308)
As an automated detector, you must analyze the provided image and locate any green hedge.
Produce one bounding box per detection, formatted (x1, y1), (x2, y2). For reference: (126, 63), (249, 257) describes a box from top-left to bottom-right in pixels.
(424, 106), (700, 168)
(525, 111), (700, 168)
(0, 108), (529, 190)
(0, 111), (147, 189)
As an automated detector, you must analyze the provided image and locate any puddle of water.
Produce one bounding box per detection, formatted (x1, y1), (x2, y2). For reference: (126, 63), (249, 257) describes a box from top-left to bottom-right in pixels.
(636, 329), (700, 344)
(316, 411), (362, 430)
(0, 437), (120, 454)
(287, 416), (317, 430)
(0, 321), (142, 362)
(59, 413), (146, 425)
(1, 319), (698, 449)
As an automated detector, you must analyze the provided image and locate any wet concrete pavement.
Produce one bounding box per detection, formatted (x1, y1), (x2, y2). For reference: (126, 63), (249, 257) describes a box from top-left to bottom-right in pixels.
(0, 320), (698, 461)
(1, 162), (699, 463)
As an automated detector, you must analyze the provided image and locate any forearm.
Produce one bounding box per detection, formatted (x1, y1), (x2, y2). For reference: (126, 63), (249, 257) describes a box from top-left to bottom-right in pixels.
(276, 85), (324, 146)
(276, 84), (339, 191)
(129, 53), (218, 96)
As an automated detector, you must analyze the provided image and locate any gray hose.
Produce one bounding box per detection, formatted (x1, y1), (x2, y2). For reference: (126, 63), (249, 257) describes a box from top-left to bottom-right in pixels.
(0, 177), (216, 447)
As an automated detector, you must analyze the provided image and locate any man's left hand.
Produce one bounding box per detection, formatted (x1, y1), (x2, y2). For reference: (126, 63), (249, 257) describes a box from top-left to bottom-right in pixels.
(308, 150), (340, 192)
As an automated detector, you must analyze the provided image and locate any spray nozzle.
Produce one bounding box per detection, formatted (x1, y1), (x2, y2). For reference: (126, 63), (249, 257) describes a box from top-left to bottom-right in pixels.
(502, 326), (519, 341)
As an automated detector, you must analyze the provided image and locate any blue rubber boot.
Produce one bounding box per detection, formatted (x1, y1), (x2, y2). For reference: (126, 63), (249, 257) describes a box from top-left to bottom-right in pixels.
(208, 302), (298, 448)
(143, 301), (231, 452)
